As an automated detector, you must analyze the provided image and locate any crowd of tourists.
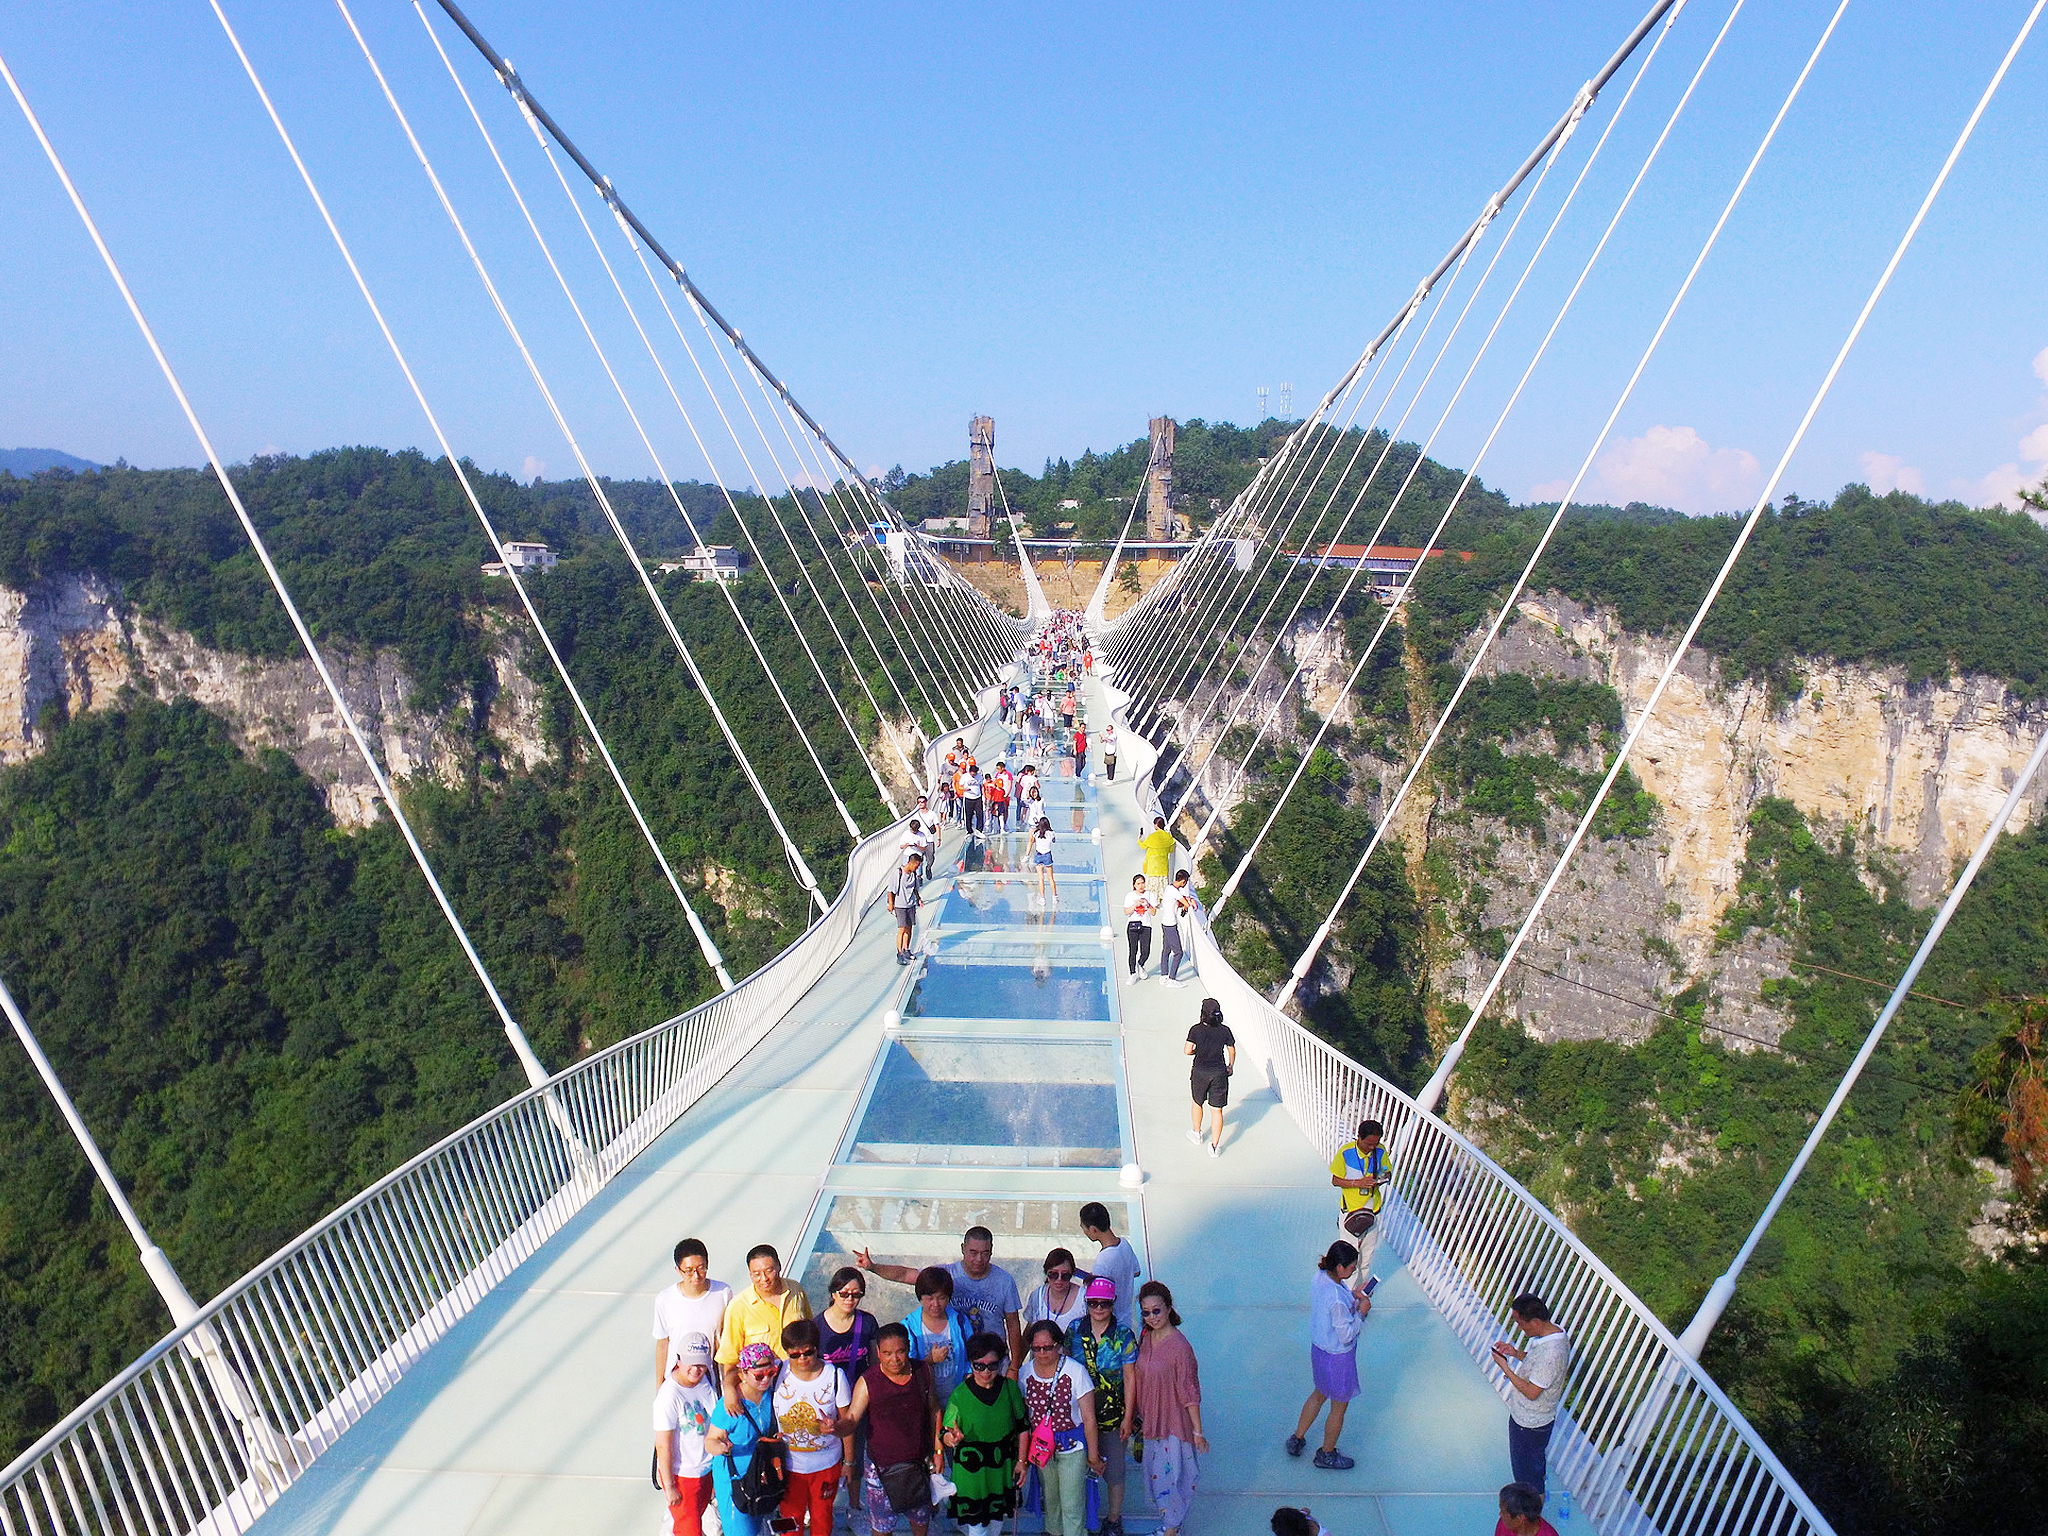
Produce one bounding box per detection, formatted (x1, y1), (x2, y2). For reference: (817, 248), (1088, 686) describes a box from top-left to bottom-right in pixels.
(689, 607), (1574, 1536)
(649, 1207), (1213, 1536)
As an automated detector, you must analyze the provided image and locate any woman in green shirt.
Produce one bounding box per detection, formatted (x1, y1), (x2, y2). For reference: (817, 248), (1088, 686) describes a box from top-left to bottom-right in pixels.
(941, 1332), (1030, 1536)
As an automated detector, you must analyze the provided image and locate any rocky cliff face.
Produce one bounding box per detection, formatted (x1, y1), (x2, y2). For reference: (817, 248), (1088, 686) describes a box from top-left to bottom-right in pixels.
(0, 573), (550, 826)
(1176, 590), (2048, 1049)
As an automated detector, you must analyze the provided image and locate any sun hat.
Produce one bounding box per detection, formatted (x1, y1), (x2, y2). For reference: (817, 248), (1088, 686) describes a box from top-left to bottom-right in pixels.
(736, 1343), (777, 1372)
(674, 1332), (714, 1368)
(1084, 1277), (1117, 1302)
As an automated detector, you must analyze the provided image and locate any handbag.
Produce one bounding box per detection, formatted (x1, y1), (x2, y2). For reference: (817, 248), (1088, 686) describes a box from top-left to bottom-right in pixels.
(724, 1397), (788, 1516)
(878, 1461), (930, 1513)
(1025, 1418), (1057, 1468)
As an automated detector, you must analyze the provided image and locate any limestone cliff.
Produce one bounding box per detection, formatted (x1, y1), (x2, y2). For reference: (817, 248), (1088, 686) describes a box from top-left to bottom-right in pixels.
(1176, 590), (2048, 1050)
(0, 573), (550, 826)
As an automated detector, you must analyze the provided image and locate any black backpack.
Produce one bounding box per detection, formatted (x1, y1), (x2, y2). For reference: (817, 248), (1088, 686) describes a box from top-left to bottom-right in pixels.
(725, 1395), (789, 1516)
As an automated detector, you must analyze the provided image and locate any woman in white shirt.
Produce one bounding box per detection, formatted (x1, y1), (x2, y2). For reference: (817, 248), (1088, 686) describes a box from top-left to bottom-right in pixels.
(1123, 875), (1158, 984)
(1032, 817), (1058, 907)
(1021, 1321), (1103, 1536)
(1022, 1248), (1087, 1334)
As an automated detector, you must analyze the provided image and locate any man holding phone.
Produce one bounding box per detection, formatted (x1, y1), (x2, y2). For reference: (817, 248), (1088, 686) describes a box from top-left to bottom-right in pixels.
(1490, 1294), (1571, 1502)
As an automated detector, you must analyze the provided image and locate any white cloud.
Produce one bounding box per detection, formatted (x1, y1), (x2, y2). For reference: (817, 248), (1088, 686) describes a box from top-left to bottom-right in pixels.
(1971, 348), (2048, 514)
(1593, 424), (1761, 514)
(522, 455), (547, 482)
(1527, 478), (1571, 502)
(2020, 422), (2048, 464)
(1857, 451), (1923, 495)
(2034, 344), (2048, 388)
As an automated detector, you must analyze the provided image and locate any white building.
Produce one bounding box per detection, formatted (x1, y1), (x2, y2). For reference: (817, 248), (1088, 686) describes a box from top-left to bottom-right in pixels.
(657, 545), (744, 584)
(481, 541), (558, 578)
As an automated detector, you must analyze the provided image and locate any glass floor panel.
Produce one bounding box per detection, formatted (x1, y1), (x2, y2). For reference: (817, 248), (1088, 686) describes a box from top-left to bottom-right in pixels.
(975, 829), (1100, 873)
(908, 953), (1114, 1021)
(799, 1194), (1139, 1319)
(937, 877), (1103, 928)
(848, 1038), (1122, 1167)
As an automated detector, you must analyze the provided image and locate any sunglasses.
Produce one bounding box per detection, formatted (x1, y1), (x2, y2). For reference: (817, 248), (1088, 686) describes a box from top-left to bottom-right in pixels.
(1087, 1299), (1113, 1308)
(1029, 1343), (1061, 1353)
(1046, 1269), (1074, 1282)
(1140, 1307), (1166, 1318)
(970, 1359), (1003, 1372)
(749, 1367), (779, 1380)
(835, 1287), (865, 1300)
(787, 1348), (818, 1360)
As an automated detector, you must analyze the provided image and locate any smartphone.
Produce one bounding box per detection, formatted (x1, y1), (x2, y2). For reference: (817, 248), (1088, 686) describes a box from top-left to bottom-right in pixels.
(1363, 1275), (1381, 1298)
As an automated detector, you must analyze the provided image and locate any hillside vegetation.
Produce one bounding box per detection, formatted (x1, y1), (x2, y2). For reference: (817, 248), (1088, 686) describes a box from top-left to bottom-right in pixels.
(0, 449), (987, 1459)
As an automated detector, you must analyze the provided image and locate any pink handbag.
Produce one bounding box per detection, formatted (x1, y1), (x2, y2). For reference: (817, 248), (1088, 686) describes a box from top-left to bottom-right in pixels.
(1026, 1418), (1056, 1468)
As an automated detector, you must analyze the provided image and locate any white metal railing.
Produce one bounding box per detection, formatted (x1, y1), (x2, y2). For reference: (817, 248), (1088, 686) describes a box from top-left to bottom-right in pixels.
(0, 685), (1007, 1536)
(1103, 673), (1834, 1536)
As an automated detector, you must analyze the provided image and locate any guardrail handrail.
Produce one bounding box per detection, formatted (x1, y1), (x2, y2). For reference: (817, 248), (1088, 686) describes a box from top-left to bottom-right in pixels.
(1099, 666), (1834, 1536)
(0, 684), (1008, 1536)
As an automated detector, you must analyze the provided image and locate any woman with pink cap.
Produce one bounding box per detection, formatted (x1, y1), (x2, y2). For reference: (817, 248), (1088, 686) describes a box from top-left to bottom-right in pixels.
(1067, 1277), (1139, 1536)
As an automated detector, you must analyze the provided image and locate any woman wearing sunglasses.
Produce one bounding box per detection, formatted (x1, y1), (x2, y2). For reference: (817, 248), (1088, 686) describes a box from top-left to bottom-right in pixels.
(1020, 1320), (1103, 1536)
(1022, 1248), (1088, 1335)
(1131, 1281), (1206, 1536)
(706, 1342), (784, 1536)
(818, 1267), (880, 1492)
(939, 1333), (1030, 1536)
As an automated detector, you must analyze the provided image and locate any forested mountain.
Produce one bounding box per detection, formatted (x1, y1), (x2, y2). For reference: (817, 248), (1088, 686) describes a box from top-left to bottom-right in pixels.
(1, 440), (2044, 1535)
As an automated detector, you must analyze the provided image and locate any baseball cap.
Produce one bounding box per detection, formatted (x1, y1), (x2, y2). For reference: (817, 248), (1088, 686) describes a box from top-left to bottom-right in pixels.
(1084, 1277), (1117, 1302)
(674, 1332), (714, 1368)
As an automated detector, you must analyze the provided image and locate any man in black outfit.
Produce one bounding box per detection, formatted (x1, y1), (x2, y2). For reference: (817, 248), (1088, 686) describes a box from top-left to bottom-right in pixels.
(1183, 997), (1236, 1158)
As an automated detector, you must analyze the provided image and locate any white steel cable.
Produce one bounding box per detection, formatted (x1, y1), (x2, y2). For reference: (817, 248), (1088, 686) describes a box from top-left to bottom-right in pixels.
(205, 0), (737, 993)
(851, 473), (1018, 695)
(1276, 0), (1768, 1012)
(395, 7), (871, 845)
(0, 46), (553, 1089)
(1083, 467), (1152, 629)
(1416, 0), (2041, 1116)
(1202, 99), (1607, 903)
(327, 0), (837, 909)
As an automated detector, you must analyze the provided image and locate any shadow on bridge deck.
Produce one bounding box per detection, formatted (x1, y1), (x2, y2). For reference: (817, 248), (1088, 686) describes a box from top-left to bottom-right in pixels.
(249, 690), (1553, 1536)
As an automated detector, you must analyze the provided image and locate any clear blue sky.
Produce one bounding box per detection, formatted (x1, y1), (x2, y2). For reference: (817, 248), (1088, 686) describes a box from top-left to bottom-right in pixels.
(2, 1), (2043, 515)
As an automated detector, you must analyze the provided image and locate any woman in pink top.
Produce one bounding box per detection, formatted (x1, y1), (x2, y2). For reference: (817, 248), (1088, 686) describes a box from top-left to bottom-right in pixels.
(1130, 1281), (1205, 1536)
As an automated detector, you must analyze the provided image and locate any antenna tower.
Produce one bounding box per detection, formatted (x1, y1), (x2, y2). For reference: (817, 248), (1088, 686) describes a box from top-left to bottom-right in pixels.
(1258, 385), (1269, 421)
(1280, 382), (1293, 420)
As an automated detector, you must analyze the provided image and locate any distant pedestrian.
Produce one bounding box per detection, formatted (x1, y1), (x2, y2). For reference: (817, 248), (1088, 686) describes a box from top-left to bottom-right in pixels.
(1158, 870), (1194, 987)
(1131, 1282), (1204, 1536)
(1033, 817), (1059, 908)
(889, 851), (925, 965)
(1330, 1120), (1392, 1272)
(988, 762), (1011, 833)
(1496, 1482), (1558, 1536)
(1490, 1296), (1570, 1501)
(1073, 724), (1088, 770)
(1123, 875), (1158, 985)
(1140, 815), (1175, 886)
(1101, 723), (1118, 780)
(1285, 1241), (1372, 1470)
(1184, 997), (1234, 1157)
(963, 764), (985, 838)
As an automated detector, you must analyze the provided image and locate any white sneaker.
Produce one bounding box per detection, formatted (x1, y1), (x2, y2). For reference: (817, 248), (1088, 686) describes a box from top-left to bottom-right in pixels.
(1185, 1128), (1203, 1145)
(1208, 1142), (1222, 1159)
(1160, 975), (1184, 988)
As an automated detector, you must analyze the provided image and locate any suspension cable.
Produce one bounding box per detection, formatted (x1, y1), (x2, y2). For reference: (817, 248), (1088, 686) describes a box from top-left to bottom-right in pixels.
(1417, 0), (2038, 1117)
(329, 0), (836, 909)
(199, 2), (745, 993)
(1, 45), (552, 1086)
(1275, 0), (1760, 1012)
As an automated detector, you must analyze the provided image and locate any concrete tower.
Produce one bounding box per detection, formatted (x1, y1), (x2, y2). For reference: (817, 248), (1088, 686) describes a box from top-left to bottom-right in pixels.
(1145, 416), (1176, 542)
(967, 415), (996, 539)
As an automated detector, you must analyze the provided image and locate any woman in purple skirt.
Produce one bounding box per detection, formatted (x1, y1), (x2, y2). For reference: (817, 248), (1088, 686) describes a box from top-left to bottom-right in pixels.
(1284, 1241), (1373, 1470)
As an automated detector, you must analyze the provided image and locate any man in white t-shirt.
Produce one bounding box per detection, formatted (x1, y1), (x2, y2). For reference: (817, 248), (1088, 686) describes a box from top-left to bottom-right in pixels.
(653, 1331), (719, 1536)
(654, 1238), (733, 1384)
(1490, 1292), (1571, 1502)
(772, 1318), (853, 1535)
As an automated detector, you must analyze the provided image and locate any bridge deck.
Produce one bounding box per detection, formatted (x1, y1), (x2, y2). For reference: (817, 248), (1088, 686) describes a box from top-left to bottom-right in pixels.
(250, 685), (1553, 1536)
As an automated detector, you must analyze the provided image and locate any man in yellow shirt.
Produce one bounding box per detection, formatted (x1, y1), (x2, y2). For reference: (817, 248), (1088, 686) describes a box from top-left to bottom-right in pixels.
(1330, 1120), (1392, 1273)
(717, 1243), (813, 1366)
(1139, 815), (1175, 885)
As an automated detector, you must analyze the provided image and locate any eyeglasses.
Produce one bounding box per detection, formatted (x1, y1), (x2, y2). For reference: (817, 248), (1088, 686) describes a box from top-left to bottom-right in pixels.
(786, 1348), (818, 1360)
(1140, 1307), (1166, 1318)
(749, 1367), (779, 1380)
(835, 1286), (865, 1300)
(676, 1264), (708, 1279)
(1029, 1343), (1060, 1353)
(1086, 1299), (1113, 1308)
(1047, 1269), (1074, 1281)
(970, 1359), (1003, 1373)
